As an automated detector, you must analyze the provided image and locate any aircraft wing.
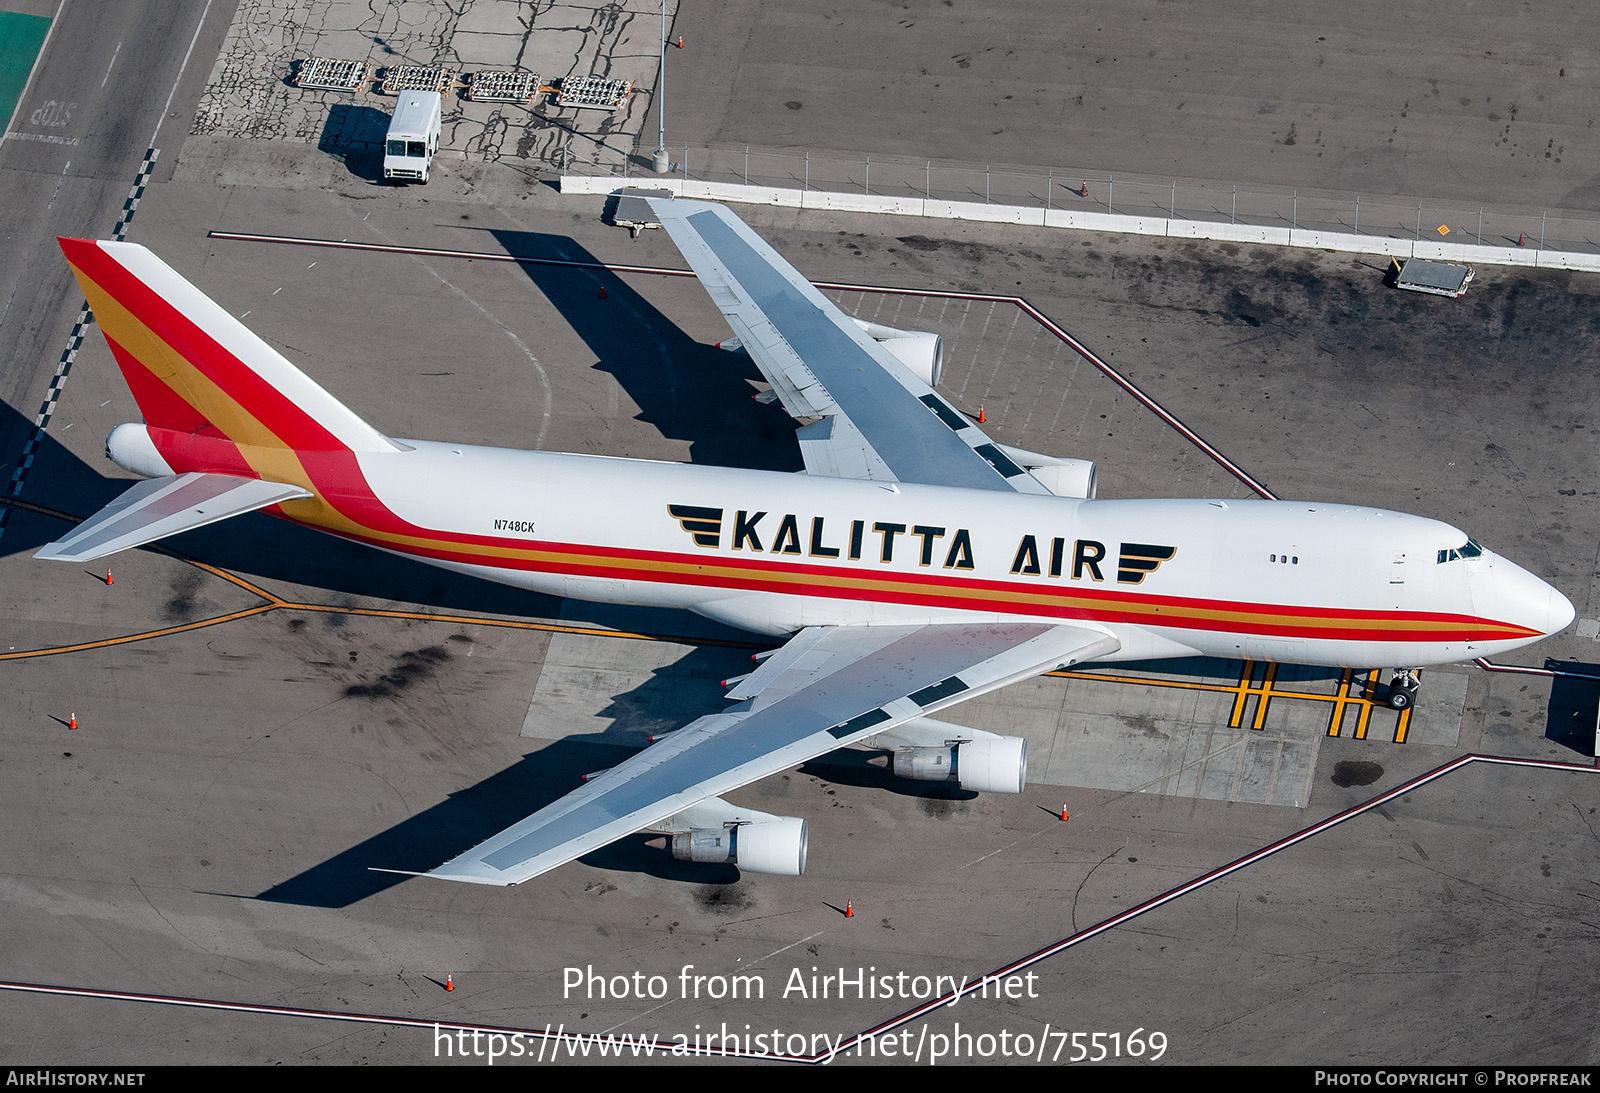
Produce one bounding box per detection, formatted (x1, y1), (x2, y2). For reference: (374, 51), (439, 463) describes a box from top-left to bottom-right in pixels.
(648, 198), (1055, 494)
(424, 621), (1118, 885)
(35, 472), (312, 563)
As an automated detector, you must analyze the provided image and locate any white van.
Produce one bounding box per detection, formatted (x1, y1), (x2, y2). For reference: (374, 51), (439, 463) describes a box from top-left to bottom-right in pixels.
(383, 91), (442, 183)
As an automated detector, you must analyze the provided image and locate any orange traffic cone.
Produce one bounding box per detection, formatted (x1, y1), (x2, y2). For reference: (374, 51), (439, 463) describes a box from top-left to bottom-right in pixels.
(1060, 803), (1069, 821)
(598, 286), (607, 299)
(105, 568), (113, 586)
(1080, 180), (1088, 198)
(1518, 232), (1526, 247)
(446, 973), (454, 991)
(977, 404), (986, 424)
(68, 712), (77, 730)
(676, 35), (684, 49)
(844, 900), (854, 918)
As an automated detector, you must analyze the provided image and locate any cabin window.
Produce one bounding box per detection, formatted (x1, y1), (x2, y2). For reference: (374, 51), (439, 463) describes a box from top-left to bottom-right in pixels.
(387, 140), (406, 156)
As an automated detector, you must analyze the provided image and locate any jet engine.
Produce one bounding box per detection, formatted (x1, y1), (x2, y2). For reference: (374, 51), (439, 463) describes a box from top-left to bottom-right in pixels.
(851, 319), (944, 387)
(997, 443), (1098, 499)
(892, 735), (1027, 794)
(670, 817), (808, 875)
(1025, 460), (1097, 499)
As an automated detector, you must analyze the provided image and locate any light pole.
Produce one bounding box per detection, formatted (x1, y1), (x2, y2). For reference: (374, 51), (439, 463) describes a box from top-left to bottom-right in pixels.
(651, 0), (669, 173)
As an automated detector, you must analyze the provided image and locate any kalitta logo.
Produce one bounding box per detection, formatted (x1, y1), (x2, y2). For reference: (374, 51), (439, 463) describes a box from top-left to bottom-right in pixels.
(1117, 543), (1177, 584)
(1009, 536), (1176, 584)
(668, 505), (724, 548)
(668, 505), (976, 569)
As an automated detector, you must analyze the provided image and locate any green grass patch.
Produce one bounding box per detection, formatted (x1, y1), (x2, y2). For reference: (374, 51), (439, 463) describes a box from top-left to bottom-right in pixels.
(0, 11), (52, 133)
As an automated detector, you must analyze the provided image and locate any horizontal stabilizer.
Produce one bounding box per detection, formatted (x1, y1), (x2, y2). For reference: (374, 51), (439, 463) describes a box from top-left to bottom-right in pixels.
(35, 472), (312, 562)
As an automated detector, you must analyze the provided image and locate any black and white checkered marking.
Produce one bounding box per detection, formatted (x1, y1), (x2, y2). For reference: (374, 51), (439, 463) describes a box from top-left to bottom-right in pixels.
(0, 147), (160, 539)
(111, 147), (158, 243)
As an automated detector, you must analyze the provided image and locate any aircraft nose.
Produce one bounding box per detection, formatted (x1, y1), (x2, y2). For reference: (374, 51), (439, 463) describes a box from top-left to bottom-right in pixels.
(1548, 583), (1577, 636)
(1476, 552), (1573, 638)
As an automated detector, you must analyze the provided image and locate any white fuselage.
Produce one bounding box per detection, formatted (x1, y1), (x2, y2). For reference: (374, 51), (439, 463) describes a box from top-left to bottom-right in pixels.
(323, 439), (1570, 668)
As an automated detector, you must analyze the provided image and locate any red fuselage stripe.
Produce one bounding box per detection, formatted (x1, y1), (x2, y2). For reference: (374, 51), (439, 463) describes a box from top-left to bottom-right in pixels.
(298, 521), (1532, 643)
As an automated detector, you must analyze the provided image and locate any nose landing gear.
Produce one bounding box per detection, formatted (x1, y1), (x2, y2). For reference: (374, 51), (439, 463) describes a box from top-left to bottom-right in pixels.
(1386, 669), (1421, 710)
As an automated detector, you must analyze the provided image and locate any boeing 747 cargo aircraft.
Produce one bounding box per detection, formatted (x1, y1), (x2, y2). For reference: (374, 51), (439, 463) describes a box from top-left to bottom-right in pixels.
(40, 198), (1573, 884)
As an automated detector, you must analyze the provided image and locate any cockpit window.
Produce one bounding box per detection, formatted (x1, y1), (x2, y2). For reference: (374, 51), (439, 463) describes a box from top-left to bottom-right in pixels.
(1437, 539), (1485, 564)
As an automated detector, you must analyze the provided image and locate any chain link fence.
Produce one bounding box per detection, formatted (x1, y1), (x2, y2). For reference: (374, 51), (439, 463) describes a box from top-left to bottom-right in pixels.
(572, 142), (1600, 256)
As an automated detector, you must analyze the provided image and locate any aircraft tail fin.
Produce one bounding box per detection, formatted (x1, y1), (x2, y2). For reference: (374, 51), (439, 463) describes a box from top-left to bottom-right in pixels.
(58, 238), (399, 454)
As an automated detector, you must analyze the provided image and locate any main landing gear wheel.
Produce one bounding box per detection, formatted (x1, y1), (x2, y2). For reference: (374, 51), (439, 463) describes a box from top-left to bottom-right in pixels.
(1386, 670), (1421, 711)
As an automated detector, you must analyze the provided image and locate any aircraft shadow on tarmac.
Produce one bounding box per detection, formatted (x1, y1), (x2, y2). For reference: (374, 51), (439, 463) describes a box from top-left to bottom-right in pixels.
(253, 734), (748, 907)
(256, 641), (984, 906)
(250, 652), (1343, 906)
(487, 228), (803, 471)
(579, 644), (764, 744)
(0, 402), (130, 545)
(1111, 654), (1342, 685)
(798, 749), (979, 802)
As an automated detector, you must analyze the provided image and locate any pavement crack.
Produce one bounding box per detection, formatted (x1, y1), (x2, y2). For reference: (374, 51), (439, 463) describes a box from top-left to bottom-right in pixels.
(1070, 843), (1125, 934)
(130, 877), (198, 949)
(1572, 801), (1600, 848)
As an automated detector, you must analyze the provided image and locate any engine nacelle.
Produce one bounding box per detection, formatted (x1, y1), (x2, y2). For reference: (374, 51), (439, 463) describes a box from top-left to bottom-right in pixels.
(1027, 460), (1097, 499)
(996, 443), (1098, 499)
(851, 319), (944, 388)
(669, 817), (808, 875)
(955, 736), (1028, 794)
(891, 735), (1027, 794)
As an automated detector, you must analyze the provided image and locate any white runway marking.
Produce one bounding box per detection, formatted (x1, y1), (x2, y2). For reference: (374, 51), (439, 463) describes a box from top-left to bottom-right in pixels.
(99, 39), (121, 89)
